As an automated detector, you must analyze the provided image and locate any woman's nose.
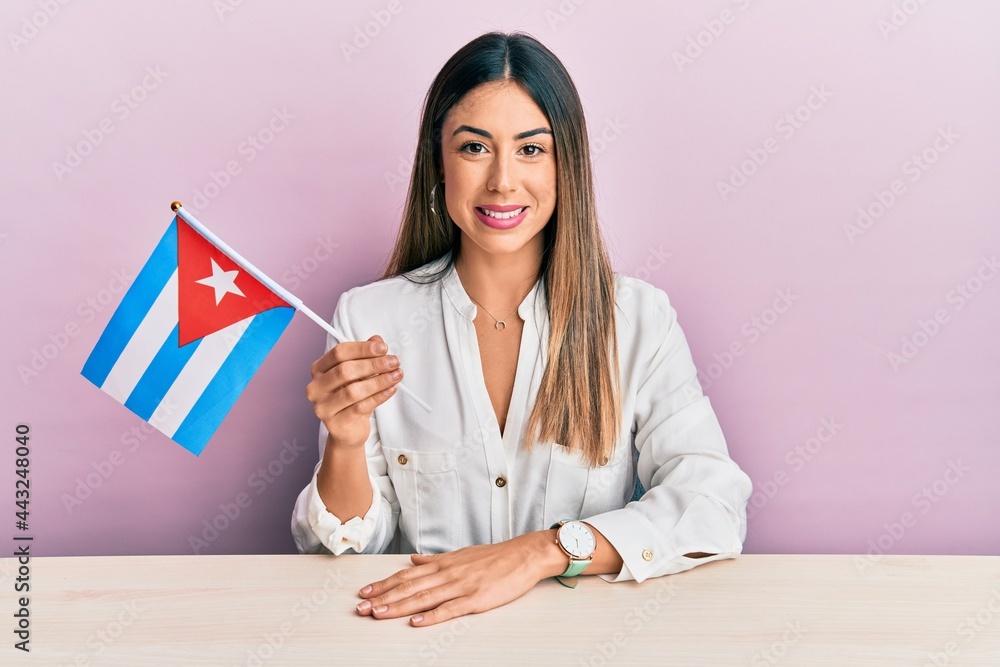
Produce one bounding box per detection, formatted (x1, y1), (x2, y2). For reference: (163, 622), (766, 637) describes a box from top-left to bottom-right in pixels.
(487, 153), (515, 192)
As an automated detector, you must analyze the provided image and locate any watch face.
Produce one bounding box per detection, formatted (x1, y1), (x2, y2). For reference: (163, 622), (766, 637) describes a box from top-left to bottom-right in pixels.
(558, 522), (596, 559)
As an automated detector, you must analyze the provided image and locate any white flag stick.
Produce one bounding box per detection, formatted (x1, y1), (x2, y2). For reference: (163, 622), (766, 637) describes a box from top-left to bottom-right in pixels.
(171, 202), (432, 413)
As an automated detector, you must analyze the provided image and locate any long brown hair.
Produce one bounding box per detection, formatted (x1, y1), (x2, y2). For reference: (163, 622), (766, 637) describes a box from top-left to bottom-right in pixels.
(379, 31), (621, 468)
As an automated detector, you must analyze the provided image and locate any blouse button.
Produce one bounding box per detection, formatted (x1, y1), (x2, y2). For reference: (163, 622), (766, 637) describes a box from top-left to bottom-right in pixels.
(642, 549), (654, 561)
(495, 476), (506, 488)
(599, 456), (609, 466)
(397, 454), (408, 465)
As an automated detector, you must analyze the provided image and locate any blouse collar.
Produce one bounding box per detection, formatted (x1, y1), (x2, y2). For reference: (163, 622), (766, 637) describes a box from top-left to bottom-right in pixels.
(432, 250), (547, 325)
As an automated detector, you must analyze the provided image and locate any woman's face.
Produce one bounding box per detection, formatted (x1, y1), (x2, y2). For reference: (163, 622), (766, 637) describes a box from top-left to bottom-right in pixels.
(438, 80), (557, 264)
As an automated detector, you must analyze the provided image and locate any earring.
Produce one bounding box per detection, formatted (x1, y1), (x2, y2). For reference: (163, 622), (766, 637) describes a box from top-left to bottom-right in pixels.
(429, 182), (442, 216)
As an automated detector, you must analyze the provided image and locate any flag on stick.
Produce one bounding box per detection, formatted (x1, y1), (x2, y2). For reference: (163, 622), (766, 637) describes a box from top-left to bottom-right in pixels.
(82, 202), (430, 456)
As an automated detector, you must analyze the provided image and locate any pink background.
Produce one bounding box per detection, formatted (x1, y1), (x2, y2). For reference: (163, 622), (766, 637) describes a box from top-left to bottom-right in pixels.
(2, 1), (997, 558)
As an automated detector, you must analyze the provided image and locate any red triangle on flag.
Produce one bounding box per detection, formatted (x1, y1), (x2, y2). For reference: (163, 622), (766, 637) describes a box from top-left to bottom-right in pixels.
(176, 217), (292, 346)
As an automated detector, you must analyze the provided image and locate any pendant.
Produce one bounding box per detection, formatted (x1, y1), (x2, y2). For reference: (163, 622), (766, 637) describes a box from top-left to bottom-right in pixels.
(495, 320), (506, 331)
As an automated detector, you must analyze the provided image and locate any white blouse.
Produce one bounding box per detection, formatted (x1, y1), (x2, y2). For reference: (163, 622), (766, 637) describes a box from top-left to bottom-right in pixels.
(290, 251), (753, 583)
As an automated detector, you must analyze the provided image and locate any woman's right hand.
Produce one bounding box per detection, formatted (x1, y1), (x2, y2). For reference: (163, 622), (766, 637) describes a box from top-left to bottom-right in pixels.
(306, 334), (402, 450)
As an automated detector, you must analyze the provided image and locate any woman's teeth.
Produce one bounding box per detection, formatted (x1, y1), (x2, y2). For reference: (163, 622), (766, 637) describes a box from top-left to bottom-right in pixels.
(479, 207), (525, 220)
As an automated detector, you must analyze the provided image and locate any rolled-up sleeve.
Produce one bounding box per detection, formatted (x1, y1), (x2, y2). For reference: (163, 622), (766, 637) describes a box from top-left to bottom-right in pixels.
(583, 286), (753, 583)
(290, 288), (400, 555)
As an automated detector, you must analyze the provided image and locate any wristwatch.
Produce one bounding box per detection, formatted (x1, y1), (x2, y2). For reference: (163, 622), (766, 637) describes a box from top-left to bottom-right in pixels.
(549, 519), (597, 588)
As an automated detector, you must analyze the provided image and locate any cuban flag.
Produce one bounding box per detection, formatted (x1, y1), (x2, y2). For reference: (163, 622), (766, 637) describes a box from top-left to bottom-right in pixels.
(81, 212), (295, 455)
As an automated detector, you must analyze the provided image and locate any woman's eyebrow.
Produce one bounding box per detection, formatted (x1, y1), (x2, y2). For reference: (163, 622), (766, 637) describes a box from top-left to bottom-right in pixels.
(451, 125), (553, 140)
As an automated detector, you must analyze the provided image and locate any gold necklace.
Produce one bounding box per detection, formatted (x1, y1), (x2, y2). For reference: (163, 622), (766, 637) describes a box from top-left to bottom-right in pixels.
(468, 295), (520, 331)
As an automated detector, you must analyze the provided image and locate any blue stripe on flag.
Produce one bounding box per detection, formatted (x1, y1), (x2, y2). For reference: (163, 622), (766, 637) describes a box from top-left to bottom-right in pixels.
(123, 323), (201, 421)
(81, 219), (178, 387)
(172, 306), (295, 455)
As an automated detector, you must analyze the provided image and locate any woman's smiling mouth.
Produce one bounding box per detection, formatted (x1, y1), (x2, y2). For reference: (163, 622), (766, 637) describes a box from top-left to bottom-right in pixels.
(474, 206), (529, 229)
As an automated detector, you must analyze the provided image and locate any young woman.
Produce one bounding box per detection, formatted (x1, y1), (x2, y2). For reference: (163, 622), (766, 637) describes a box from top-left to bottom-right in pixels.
(292, 31), (752, 627)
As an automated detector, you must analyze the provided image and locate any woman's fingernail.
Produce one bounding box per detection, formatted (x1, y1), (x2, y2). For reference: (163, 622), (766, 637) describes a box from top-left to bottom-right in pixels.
(411, 615), (423, 624)
(374, 605), (389, 614)
(357, 600), (371, 612)
(360, 585), (373, 595)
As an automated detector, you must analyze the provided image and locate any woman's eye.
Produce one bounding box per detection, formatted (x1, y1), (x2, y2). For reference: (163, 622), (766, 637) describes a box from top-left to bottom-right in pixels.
(460, 142), (486, 154)
(521, 144), (544, 157)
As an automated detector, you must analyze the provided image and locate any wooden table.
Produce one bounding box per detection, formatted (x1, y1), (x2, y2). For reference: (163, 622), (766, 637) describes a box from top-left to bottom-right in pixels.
(2, 554), (999, 665)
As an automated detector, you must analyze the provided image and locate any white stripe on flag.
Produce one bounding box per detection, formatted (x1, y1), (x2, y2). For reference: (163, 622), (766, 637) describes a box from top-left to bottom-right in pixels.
(148, 315), (255, 437)
(101, 269), (180, 403)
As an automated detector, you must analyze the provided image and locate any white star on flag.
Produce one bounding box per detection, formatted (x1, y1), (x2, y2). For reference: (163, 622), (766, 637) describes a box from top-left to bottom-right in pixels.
(195, 258), (245, 305)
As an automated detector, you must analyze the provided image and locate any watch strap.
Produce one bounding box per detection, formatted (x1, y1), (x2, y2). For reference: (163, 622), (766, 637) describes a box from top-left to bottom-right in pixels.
(559, 558), (592, 578)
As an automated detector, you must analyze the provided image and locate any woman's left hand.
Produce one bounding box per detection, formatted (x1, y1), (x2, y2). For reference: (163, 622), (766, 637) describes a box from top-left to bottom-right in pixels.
(355, 532), (553, 627)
